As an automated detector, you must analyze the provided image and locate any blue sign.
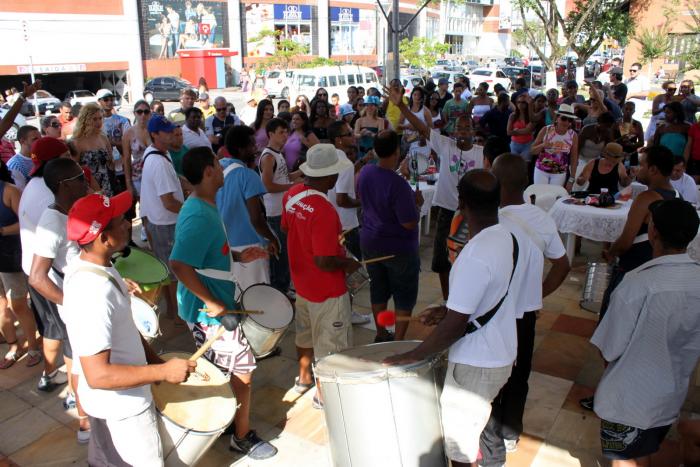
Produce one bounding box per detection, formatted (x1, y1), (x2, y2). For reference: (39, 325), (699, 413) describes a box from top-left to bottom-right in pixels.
(273, 4), (312, 21)
(330, 7), (359, 23)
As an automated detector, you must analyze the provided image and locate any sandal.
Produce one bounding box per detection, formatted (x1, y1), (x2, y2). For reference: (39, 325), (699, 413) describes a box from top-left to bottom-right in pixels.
(0, 346), (24, 369)
(25, 349), (43, 367)
(293, 377), (315, 395)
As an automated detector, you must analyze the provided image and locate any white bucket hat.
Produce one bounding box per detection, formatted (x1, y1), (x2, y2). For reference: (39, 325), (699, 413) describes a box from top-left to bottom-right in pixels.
(300, 144), (353, 177)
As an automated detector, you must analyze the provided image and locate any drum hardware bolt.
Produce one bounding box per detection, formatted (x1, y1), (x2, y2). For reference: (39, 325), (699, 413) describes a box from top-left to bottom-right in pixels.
(191, 370), (211, 382)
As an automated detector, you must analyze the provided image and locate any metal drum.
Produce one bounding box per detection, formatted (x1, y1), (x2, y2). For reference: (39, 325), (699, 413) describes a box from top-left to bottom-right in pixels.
(239, 284), (294, 358)
(152, 352), (236, 467)
(346, 253), (369, 299)
(315, 341), (447, 467)
(130, 296), (160, 342)
(580, 262), (613, 313)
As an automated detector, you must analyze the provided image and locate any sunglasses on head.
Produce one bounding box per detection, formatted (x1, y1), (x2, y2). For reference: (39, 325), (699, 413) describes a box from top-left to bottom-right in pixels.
(135, 108), (151, 115)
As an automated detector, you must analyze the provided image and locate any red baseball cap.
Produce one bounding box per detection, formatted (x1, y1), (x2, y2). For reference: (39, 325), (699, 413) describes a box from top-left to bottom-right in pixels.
(67, 191), (133, 245)
(29, 137), (70, 176)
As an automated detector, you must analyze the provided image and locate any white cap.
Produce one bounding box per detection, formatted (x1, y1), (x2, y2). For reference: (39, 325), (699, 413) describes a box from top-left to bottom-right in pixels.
(95, 89), (114, 100)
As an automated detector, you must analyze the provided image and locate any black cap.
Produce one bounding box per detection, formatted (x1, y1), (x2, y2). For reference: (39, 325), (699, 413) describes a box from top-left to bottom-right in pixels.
(649, 199), (700, 249)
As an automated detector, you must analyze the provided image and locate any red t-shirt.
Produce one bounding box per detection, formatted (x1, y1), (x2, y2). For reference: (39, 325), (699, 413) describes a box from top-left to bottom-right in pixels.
(689, 123), (700, 161)
(282, 184), (347, 302)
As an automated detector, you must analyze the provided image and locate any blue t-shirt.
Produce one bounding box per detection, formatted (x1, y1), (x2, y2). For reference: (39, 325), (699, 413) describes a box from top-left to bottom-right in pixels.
(170, 197), (234, 325)
(216, 158), (267, 247)
(357, 164), (419, 254)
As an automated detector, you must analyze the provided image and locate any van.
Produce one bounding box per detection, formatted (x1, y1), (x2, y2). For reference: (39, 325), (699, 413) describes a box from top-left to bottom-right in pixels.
(290, 65), (380, 104)
(265, 69), (296, 99)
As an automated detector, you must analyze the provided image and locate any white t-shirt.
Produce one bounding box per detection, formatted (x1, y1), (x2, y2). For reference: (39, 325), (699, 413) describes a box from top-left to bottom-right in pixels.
(429, 129), (484, 211)
(499, 204), (567, 316)
(182, 124), (213, 150)
(447, 224), (531, 368)
(461, 89), (473, 101)
(259, 147), (290, 217)
(18, 177), (55, 275)
(62, 258), (151, 420)
(33, 208), (80, 288)
(140, 146), (184, 226)
(624, 75), (650, 96)
(671, 173), (699, 205)
(328, 150), (359, 230)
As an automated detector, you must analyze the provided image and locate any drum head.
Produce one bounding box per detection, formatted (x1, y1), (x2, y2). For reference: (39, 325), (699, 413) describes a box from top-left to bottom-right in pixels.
(114, 248), (168, 286)
(241, 284), (294, 329)
(315, 341), (430, 383)
(152, 352), (236, 433)
(130, 296), (159, 338)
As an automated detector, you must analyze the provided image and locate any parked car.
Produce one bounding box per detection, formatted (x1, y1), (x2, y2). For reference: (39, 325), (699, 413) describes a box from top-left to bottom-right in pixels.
(504, 57), (525, 67)
(289, 65), (379, 104)
(0, 104), (27, 141)
(265, 70), (295, 99)
(431, 71), (467, 87)
(143, 76), (198, 102)
(65, 90), (98, 106)
(502, 67), (531, 86)
(372, 66), (384, 80)
(19, 90), (62, 116)
(467, 68), (512, 92)
(400, 75), (426, 96)
(461, 60), (479, 73)
(528, 65), (545, 84)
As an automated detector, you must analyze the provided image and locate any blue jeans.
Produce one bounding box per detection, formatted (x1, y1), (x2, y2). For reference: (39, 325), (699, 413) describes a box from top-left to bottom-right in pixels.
(267, 216), (290, 293)
(510, 141), (532, 162)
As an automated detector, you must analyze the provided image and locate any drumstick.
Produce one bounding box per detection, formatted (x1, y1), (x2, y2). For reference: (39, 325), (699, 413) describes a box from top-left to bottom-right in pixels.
(188, 314), (239, 362)
(198, 308), (264, 315)
(361, 255), (395, 265)
(376, 310), (420, 327)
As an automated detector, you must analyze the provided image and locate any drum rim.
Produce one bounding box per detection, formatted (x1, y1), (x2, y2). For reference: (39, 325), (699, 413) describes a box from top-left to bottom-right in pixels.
(314, 341), (438, 380)
(130, 296), (159, 337)
(114, 247), (169, 284)
(240, 282), (295, 327)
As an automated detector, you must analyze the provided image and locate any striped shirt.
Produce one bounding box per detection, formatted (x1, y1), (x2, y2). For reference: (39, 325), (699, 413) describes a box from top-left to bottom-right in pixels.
(7, 153), (33, 190)
(591, 253), (700, 429)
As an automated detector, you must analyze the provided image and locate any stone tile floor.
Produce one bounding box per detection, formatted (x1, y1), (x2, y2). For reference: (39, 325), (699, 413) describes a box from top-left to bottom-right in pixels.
(1, 226), (698, 466)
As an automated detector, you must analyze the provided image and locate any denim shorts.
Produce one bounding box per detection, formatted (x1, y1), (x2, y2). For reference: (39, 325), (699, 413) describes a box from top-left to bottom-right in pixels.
(362, 249), (420, 311)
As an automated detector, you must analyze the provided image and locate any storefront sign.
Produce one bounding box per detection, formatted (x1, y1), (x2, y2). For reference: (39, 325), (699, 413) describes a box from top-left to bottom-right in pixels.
(17, 63), (87, 74)
(273, 4), (311, 21)
(331, 7), (359, 23)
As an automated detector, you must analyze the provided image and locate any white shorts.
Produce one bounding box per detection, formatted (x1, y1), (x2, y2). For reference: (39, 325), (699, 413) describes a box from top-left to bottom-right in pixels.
(440, 362), (512, 463)
(533, 167), (568, 187)
(231, 243), (270, 299)
(105, 403), (163, 467)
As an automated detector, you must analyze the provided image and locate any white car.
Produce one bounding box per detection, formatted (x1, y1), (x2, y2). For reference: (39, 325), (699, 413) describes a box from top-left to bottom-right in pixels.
(265, 70), (295, 99)
(431, 71), (467, 87)
(467, 68), (512, 92)
(400, 75), (425, 96)
(0, 105), (27, 142)
(65, 90), (98, 106)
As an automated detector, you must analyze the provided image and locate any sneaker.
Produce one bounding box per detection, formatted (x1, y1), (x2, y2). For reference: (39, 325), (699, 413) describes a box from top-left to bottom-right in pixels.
(504, 439), (518, 453)
(351, 310), (370, 325)
(77, 429), (90, 444)
(579, 396), (594, 411)
(140, 227), (148, 243)
(63, 392), (76, 410)
(38, 369), (68, 392)
(230, 431), (278, 460)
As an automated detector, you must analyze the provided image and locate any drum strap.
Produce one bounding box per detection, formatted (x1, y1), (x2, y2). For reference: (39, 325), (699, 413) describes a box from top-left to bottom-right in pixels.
(284, 189), (327, 213)
(71, 266), (127, 297)
(463, 233), (519, 335)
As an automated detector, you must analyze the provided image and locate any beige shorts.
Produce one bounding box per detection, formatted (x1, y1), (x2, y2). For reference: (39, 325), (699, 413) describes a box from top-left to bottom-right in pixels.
(295, 293), (352, 358)
(0, 272), (28, 301)
(440, 361), (512, 463)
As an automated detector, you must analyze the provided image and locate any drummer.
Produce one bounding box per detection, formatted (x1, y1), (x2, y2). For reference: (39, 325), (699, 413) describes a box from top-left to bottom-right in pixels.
(282, 144), (361, 407)
(385, 170), (532, 467)
(169, 146), (278, 460)
(62, 191), (195, 466)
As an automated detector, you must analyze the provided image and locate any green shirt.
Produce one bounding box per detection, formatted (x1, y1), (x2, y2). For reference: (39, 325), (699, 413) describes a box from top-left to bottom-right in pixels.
(442, 98), (469, 135)
(170, 197), (235, 325)
(169, 145), (189, 176)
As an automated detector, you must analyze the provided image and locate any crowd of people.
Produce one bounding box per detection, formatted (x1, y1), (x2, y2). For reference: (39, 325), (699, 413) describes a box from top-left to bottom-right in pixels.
(0, 61), (698, 467)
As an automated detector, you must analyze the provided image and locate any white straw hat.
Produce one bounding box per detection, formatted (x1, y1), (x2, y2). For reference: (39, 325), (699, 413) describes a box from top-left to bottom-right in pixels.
(300, 144), (353, 177)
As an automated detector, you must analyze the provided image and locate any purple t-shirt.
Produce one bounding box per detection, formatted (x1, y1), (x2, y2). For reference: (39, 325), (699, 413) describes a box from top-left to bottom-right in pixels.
(357, 164), (419, 254)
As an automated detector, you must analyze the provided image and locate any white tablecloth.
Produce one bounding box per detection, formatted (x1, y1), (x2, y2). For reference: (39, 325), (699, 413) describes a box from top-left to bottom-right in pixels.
(549, 197), (631, 243)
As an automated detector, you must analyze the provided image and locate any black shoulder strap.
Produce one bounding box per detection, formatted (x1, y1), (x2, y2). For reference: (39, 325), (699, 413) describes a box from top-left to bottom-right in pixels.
(143, 149), (169, 163)
(464, 233), (519, 335)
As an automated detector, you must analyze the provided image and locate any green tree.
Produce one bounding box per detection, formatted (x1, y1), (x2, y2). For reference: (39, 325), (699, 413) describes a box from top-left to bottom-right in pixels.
(398, 37), (449, 70)
(564, 0), (633, 63)
(674, 0), (700, 72)
(248, 29), (308, 69)
(634, 25), (673, 76)
(512, 20), (545, 57)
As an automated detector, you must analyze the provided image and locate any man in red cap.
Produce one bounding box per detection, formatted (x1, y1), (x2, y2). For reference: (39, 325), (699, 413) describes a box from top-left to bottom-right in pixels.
(62, 191), (195, 465)
(17, 137), (72, 386)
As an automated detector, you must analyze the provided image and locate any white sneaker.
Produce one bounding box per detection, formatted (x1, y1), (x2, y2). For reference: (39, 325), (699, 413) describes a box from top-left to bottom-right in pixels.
(351, 311), (370, 325)
(504, 438), (518, 453)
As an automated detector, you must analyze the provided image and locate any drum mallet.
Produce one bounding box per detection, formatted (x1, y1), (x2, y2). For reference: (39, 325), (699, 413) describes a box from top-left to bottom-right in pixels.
(189, 314), (239, 362)
(361, 255), (395, 265)
(376, 310), (420, 327)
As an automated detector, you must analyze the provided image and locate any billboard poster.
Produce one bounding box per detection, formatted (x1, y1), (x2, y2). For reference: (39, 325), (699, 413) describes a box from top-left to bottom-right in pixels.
(138, 0), (229, 60)
(245, 3), (312, 58)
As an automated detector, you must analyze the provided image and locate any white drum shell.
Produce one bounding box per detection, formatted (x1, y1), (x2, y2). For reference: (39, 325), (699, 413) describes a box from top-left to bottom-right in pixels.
(158, 414), (228, 467)
(130, 296), (160, 342)
(315, 341), (447, 467)
(240, 284), (294, 358)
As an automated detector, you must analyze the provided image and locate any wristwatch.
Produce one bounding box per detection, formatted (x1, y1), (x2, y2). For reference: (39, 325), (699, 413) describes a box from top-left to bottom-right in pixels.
(17, 92), (26, 102)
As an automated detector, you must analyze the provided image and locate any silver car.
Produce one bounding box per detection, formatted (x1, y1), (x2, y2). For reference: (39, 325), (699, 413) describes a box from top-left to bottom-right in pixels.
(0, 104), (27, 142)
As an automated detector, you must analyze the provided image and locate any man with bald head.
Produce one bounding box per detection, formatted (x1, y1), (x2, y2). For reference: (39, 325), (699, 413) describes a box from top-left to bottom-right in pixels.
(479, 153), (570, 465)
(205, 96), (241, 153)
(386, 169), (532, 467)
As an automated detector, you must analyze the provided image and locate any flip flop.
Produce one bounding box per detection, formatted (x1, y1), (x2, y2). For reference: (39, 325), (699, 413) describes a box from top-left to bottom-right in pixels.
(25, 350), (43, 367)
(0, 350), (24, 369)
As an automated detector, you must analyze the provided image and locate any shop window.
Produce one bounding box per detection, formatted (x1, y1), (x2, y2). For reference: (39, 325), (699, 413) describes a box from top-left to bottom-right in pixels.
(329, 76), (338, 86)
(319, 77), (328, 87)
(339, 75), (347, 85)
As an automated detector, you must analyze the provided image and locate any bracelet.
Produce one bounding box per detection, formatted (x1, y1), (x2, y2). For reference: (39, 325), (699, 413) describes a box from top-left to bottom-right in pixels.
(568, 176), (575, 183)
(17, 92), (25, 102)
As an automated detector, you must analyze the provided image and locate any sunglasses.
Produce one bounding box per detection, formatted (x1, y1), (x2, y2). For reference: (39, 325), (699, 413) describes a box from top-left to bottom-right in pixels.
(101, 97), (114, 102)
(559, 116), (573, 122)
(135, 108), (151, 115)
(215, 107), (227, 112)
(317, 93), (328, 97)
(59, 172), (85, 184)
(629, 69), (639, 73)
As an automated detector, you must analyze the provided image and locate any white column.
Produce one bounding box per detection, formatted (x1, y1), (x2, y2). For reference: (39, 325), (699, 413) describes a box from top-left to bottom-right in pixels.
(317, 0), (330, 57)
(228, 0), (244, 71)
(124, 0), (145, 100)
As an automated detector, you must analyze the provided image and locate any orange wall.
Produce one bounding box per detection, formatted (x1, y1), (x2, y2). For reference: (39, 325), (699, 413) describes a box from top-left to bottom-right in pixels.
(143, 60), (183, 81)
(1, 0), (124, 15)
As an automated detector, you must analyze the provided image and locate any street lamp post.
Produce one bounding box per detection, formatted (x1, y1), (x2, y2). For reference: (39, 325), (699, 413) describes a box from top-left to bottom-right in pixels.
(21, 20), (40, 117)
